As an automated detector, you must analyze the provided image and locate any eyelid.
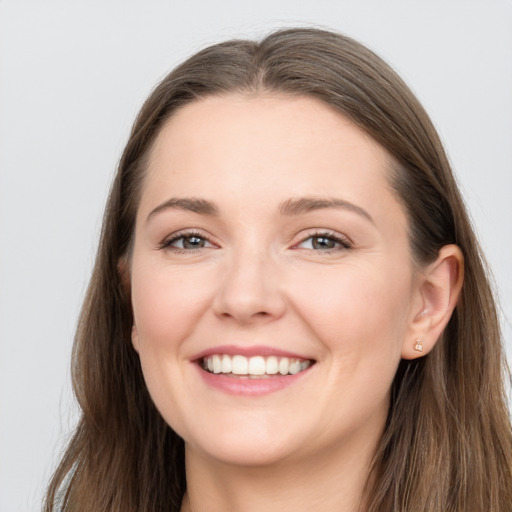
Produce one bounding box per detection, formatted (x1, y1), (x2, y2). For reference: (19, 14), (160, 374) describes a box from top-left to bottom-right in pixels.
(292, 229), (353, 251)
(158, 228), (352, 252)
(159, 229), (218, 251)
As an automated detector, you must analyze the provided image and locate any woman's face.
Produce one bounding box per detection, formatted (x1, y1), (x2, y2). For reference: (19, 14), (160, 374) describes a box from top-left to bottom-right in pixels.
(130, 94), (421, 467)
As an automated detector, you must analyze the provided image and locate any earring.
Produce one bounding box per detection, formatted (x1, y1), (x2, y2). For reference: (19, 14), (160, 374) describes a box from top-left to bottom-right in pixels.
(414, 338), (424, 352)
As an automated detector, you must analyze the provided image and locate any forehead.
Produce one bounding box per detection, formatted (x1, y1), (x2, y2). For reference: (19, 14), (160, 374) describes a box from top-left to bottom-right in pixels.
(141, 93), (401, 220)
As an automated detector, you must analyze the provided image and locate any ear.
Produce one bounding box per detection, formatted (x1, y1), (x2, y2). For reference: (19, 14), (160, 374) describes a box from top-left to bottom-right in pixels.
(402, 244), (464, 360)
(131, 324), (140, 353)
(117, 257), (140, 353)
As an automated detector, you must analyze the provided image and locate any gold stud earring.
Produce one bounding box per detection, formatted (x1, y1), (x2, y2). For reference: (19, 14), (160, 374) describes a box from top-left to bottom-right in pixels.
(414, 338), (424, 352)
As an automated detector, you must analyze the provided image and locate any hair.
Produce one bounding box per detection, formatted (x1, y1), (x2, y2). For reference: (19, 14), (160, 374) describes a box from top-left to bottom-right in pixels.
(45, 27), (512, 512)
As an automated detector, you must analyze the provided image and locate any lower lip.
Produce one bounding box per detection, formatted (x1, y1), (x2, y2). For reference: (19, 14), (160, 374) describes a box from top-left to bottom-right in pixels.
(195, 365), (313, 396)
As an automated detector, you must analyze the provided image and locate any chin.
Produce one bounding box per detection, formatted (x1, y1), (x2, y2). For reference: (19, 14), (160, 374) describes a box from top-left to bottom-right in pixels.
(178, 411), (309, 468)
(189, 436), (299, 468)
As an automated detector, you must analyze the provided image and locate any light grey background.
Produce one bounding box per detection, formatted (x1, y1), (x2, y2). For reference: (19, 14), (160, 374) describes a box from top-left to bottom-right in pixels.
(1, 1), (511, 510)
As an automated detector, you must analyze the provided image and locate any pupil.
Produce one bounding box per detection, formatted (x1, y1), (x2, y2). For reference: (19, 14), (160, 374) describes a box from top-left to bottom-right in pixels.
(183, 236), (204, 249)
(313, 236), (335, 249)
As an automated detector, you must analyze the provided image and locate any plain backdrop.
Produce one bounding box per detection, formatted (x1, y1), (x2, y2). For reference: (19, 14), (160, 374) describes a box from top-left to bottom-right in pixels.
(0, 1), (511, 510)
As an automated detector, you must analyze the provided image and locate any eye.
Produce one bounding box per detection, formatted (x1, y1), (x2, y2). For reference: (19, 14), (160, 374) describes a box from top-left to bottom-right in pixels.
(296, 232), (351, 251)
(161, 231), (215, 251)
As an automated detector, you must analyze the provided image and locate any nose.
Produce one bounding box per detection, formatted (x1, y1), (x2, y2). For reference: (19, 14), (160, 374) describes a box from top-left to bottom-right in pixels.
(212, 248), (286, 325)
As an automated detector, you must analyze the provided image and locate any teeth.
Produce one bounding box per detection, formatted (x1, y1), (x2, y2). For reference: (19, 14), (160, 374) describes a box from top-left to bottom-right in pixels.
(202, 354), (312, 377)
(221, 354), (231, 373)
(248, 356), (266, 375)
(232, 355), (249, 375)
(266, 356), (278, 375)
(212, 355), (221, 374)
(289, 360), (301, 375)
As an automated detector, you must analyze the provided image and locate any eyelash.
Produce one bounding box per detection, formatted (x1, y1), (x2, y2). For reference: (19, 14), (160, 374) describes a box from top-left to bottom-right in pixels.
(294, 231), (352, 252)
(159, 230), (214, 253)
(159, 229), (352, 253)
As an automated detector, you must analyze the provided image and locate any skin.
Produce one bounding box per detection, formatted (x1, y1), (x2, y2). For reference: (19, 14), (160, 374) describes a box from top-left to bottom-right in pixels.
(128, 94), (463, 512)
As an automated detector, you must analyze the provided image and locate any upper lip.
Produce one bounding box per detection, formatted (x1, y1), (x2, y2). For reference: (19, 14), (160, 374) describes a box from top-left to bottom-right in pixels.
(191, 345), (315, 362)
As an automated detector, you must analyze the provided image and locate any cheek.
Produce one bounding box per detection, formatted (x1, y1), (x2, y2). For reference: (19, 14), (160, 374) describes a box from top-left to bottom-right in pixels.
(129, 261), (216, 433)
(130, 260), (215, 350)
(290, 262), (412, 423)
(290, 262), (412, 361)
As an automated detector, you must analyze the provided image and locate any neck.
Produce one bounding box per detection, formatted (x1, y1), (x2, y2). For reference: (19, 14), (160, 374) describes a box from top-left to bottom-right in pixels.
(181, 435), (378, 512)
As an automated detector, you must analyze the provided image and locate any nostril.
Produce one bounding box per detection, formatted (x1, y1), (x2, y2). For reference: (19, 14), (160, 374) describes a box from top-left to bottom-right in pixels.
(217, 307), (278, 323)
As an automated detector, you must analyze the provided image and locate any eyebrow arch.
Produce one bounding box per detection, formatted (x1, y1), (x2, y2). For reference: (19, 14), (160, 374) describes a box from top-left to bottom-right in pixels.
(146, 195), (374, 225)
(147, 197), (219, 222)
(279, 197), (374, 224)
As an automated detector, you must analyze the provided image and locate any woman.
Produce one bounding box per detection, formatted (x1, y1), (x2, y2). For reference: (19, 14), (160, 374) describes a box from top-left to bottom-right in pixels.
(45, 27), (512, 511)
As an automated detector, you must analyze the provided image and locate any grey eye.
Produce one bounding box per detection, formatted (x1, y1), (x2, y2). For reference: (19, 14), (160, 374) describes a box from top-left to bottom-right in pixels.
(298, 235), (347, 250)
(181, 235), (207, 249)
(165, 234), (214, 250)
(311, 236), (337, 250)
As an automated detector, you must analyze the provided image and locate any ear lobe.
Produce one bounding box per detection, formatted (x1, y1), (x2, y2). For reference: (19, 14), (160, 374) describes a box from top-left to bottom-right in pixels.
(118, 257), (139, 352)
(402, 244), (464, 360)
(131, 324), (140, 353)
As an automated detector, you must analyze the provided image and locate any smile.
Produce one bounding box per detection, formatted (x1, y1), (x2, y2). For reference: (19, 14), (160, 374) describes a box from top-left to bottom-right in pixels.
(202, 354), (313, 378)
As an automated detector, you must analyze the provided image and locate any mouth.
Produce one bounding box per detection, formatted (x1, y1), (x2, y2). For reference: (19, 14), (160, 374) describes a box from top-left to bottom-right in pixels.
(200, 354), (314, 378)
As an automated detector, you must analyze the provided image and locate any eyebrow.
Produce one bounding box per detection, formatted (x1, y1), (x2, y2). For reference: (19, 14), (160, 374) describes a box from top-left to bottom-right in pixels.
(146, 196), (374, 224)
(147, 197), (219, 222)
(279, 197), (375, 224)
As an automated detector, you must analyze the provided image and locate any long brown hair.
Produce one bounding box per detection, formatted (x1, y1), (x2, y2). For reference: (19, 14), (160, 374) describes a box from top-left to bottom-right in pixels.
(45, 27), (512, 511)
